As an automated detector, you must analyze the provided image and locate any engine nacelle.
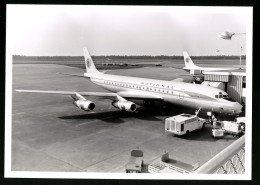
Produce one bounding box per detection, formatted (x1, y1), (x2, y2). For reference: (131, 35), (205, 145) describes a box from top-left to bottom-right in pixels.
(73, 100), (95, 111)
(112, 101), (137, 112)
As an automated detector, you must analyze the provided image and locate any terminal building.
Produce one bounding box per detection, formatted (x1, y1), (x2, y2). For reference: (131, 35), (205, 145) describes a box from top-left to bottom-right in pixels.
(193, 69), (246, 105)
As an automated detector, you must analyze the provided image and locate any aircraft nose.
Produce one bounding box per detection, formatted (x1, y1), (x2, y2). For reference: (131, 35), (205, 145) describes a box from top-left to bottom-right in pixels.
(233, 102), (243, 114)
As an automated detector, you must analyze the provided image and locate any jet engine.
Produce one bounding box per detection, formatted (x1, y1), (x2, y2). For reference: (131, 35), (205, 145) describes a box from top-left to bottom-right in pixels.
(112, 101), (137, 112)
(73, 100), (95, 111)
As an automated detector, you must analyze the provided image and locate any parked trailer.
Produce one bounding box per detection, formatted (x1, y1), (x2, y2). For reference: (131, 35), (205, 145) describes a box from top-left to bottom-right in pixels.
(165, 113), (206, 136)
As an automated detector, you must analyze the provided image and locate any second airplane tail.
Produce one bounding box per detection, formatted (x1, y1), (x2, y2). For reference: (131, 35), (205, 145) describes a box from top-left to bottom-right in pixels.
(183, 51), (198, 69)
(83, 47), (100, 74)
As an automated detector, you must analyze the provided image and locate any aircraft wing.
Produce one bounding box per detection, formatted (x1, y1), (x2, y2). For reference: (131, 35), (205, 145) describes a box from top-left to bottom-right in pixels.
(171, 66), (185, 70)
(16, 90), (163, 101)
(171, 78), (184, 82)
(57, 72), (85, 78)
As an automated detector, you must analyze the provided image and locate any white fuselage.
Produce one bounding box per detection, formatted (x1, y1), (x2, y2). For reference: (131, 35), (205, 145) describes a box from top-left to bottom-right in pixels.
(86, 72), (242, 114)
(183, 66), (238, 71)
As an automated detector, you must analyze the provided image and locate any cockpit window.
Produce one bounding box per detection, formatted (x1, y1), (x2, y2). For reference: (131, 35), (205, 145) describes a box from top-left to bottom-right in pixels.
(215, 94), (235, 102)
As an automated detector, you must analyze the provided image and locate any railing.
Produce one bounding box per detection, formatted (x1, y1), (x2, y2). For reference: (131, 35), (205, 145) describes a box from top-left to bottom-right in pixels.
(148, 161), (190, 174)
(193, 135), (245, 174)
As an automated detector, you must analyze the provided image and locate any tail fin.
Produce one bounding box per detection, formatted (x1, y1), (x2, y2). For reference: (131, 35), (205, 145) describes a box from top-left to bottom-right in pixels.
(83, 47), (99, 73)
(183, 51), (198, 69)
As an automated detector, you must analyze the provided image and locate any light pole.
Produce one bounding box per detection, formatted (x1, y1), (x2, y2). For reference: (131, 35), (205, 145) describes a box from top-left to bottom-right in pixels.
(219, 31), (246, 69)
(218, 31), (246, 40)
(240, 46), (242, 69)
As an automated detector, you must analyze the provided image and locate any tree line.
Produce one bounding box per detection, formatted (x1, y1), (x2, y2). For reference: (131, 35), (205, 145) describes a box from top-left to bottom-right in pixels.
(13, 55), (246, 61)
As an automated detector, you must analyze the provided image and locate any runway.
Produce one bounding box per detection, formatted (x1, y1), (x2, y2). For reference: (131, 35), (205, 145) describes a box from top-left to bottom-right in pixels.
(12, 63), (239, 172)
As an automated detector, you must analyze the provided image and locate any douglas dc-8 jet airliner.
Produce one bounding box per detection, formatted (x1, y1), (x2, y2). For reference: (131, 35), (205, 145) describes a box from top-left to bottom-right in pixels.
(16, 47), (242, 115)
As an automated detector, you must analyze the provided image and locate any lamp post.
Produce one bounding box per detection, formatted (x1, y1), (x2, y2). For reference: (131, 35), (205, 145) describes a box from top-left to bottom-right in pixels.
(240, 46), (242, 69)
(219, 31), (246, 69)
(218, 31), (246, 40)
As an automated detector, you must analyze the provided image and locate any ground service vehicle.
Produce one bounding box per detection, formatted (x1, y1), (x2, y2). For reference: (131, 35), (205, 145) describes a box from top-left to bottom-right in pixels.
(212, 128), (225, 138)
(165, 113), (206, 136)
(222, 121), (244, 137)
(212, 120), (244, 138)
(125, 149), (144, 173)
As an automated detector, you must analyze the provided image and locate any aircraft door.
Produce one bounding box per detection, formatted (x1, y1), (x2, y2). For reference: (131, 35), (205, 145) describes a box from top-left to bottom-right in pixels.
(181, 123), (184, 132)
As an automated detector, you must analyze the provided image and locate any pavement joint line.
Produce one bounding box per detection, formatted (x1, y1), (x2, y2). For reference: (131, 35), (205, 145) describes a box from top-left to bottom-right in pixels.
(43, 152), (85, 171)
(74, 115), (125, 128)
(82, 133), (166, 171)
(146, 139), (189, 165)
(43, 125), (117, 152)
(12, 112), (26, 116)
(13, 138), (84, 171)
(75, 119), (101, 127)
(12, 139), (46, 152)
(123, 125), (164, 136)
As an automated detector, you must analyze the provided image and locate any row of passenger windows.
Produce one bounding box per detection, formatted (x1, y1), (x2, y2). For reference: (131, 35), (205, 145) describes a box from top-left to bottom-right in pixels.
(96, 79), (179, 89)
(95, 79), (186, 96)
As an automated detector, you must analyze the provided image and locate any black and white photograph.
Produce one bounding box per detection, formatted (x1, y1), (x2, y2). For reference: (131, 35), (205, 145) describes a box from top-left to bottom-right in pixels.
(5, 5), (252, 179)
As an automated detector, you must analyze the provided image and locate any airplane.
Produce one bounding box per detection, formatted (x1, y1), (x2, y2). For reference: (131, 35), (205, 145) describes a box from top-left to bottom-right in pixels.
(183, 51), (240, 72)
(16, 47), (243, 115)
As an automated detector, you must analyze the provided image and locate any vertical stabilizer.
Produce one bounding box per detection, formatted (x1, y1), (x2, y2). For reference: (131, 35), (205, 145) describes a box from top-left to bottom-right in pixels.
(83, 47), (99, 73)
(183, 51), (198, 69)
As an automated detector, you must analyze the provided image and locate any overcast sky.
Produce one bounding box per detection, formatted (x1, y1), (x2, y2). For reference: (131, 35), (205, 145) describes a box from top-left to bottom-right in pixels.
(7, 5), (251, 56)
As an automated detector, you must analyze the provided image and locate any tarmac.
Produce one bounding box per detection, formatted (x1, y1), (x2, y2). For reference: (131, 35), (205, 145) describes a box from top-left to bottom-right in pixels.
(11, 63), (239, 172)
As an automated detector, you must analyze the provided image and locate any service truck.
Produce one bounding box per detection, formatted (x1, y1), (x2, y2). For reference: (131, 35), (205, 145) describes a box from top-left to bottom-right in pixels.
(222, 121), (244, 137)
(165, 113), (206, 136)
(212, 119), (245, 138)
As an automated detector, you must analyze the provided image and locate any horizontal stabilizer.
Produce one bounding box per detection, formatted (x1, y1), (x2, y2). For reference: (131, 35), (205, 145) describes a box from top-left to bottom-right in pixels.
(171, 78), (184, 82)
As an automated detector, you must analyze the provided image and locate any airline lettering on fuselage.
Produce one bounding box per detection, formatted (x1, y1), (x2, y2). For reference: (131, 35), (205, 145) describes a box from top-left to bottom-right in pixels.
(141, 82), (171, 89)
